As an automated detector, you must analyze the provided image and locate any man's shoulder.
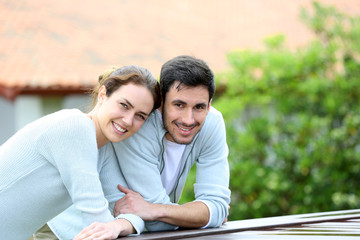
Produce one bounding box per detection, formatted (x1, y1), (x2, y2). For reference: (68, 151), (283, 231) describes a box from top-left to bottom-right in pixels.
(204, 107), (225, 126)
(139, 110), (162, 133)
(195, 107), (225, 141)
(209, 106), (224, 118)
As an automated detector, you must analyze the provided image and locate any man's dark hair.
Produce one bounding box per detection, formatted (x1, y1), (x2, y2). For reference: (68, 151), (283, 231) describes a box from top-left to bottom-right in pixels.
(159, 55), (215, 102)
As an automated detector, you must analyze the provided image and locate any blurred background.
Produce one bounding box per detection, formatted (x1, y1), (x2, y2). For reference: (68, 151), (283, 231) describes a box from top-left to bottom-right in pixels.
(1, 0), (360, 221)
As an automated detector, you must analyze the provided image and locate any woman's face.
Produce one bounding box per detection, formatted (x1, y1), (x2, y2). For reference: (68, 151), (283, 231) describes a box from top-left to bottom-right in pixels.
(95, 83), (154, 146)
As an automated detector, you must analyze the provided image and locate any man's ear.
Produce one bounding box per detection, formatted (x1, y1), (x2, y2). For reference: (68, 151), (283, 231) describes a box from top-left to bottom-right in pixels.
(158, 101), (164, 113)
(207, 99), (212, 112)
(98, 85), (107, 104)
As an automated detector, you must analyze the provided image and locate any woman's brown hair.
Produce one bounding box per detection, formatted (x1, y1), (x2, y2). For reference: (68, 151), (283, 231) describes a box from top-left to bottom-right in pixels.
(91, 65), (161, 111)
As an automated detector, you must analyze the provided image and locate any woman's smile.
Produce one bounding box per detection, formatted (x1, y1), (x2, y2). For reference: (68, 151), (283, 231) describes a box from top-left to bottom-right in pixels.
(112, 121), (127, 135)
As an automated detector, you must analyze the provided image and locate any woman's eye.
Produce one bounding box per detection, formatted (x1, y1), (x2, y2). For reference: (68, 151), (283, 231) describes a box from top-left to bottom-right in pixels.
(136, 114), (146, 121)
(120, 103), (128, 109)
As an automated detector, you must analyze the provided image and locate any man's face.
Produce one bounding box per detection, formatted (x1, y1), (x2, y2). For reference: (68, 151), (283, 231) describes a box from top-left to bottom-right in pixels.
(162, 82), (211, 144)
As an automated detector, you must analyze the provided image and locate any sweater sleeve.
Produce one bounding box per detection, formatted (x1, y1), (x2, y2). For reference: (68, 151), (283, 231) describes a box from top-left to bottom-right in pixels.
(112, 118), (179, 232)
(38, 115), (113, 227)
(193, 110), (231, 228)
(98, 143), (145, 235)
(47, 142), (144, 239)
(114, 140), (179, 232)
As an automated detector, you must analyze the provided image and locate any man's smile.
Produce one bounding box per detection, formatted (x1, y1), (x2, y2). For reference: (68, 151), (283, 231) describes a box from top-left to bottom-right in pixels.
(175, 122), (199, 136)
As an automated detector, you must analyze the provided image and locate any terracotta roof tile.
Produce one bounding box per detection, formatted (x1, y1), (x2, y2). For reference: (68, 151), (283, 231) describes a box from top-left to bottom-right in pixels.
(0, 0), (359, 100)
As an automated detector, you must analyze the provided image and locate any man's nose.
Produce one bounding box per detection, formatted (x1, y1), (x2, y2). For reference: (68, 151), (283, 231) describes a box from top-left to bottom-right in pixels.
(182, 109), (195, 125)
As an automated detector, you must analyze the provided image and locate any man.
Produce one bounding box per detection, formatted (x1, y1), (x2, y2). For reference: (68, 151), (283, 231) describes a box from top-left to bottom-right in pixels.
(34, 55), (230, 239)
(111, 55), (230, 231)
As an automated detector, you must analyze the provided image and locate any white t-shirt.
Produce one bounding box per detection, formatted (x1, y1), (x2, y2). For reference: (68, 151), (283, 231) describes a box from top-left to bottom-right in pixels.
(160, 130), (212, 229)
(161, 139), (186, 195)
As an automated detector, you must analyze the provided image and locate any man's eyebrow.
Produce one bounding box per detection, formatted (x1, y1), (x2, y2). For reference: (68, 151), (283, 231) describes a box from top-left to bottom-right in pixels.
(171, 99), (187, 105)
(172, 99), (208, 108)
(195, 103), (208, 108)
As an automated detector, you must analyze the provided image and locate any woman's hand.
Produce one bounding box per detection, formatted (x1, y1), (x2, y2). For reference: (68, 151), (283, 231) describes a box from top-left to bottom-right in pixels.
(74, 218), (134, 240)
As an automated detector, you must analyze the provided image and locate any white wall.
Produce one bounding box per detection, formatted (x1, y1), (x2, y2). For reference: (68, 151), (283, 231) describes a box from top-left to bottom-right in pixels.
(0, 94), (89, 145)
(63, 94), (91, 112)
(0, 97), (15, 145)
(15, 95), (43, 130)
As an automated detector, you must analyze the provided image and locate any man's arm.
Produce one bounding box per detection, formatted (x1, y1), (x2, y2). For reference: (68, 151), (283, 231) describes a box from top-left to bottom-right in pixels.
(114, 185), (210, 228)
(191, 108), (231, 228)
(154, 202), (210, 228)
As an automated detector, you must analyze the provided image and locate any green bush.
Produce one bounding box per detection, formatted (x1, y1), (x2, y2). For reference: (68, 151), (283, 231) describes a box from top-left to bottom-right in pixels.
(180, 2), (360, 220)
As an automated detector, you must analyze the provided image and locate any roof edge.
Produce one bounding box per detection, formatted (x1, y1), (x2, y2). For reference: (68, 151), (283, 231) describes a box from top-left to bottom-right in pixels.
(0, 85), (93, 102)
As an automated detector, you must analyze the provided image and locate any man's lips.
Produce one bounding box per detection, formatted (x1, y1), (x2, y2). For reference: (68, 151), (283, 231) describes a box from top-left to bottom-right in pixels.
(175, 122), (198, 135)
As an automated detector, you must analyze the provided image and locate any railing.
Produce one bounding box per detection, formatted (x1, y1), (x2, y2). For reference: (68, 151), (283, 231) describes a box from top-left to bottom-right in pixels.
(120, 209), (360, 239)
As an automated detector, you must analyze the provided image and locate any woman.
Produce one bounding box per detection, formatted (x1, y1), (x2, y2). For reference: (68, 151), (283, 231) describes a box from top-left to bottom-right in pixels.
(0, 65), (161, 240)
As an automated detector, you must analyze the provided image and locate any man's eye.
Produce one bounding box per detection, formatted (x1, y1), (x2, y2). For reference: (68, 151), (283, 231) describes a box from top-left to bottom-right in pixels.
(175, 103), (183, 108)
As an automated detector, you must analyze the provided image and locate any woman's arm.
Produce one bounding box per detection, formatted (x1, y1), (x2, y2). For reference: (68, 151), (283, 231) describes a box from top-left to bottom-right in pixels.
(74, 218), (134, 240)
(40, 114), (135, 239)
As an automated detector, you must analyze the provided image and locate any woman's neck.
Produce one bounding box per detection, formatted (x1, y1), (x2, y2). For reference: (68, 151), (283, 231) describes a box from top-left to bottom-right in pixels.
(87, 111), (108, 149)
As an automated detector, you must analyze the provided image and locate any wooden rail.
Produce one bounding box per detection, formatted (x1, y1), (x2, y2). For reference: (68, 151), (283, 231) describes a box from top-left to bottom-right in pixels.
(120, 209), (360, 239)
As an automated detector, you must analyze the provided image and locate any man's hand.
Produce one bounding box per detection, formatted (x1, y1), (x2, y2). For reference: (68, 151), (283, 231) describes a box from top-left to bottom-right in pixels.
(114, 185), (157, 221)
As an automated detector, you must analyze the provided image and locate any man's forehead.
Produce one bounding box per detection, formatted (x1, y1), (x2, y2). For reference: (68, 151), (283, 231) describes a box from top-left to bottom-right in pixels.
(168, 86), (209, 105)
(170, 81), (207, 92)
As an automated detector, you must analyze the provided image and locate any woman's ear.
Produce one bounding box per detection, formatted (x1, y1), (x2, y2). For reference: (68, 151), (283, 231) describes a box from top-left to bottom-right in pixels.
(98, 85), (107, 104)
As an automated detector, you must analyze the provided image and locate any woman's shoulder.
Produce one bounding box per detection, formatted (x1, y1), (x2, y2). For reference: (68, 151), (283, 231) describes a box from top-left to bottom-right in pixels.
(35, 109), (94, 139)
(53, 108), (87, 120)
(43, 109), (91, 126)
